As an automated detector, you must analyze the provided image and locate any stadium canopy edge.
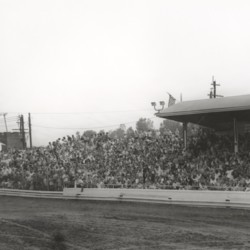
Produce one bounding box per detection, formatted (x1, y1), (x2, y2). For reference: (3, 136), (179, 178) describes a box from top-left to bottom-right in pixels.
(156, 94), (250, 153)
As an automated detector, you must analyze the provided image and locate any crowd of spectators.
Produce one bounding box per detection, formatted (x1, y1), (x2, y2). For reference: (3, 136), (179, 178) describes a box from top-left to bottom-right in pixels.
(1, 126), (250, 191)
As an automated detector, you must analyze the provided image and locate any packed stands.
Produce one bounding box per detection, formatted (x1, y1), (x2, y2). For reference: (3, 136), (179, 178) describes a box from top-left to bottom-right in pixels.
(1, 127), (250, 191)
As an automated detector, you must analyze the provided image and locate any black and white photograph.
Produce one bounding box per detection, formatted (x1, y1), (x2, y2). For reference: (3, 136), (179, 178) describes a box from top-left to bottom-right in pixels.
(1, 0), (250, 249)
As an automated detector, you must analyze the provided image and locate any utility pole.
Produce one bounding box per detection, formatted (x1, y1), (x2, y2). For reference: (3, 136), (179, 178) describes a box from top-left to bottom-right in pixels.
(28, 113), (32, 148)
(0, 113), (8, 149)
(20, 115), (26, 149)
(3, 113), (8, 150)
(208, 88), (213, 99)
(209, 76), (223, 98)
(3, 113), (8, 132)
(18, 115), (22, 134)
(13, 115), (28, 150)
(0, 113), (8, 132)
(211, 76), (218, 98)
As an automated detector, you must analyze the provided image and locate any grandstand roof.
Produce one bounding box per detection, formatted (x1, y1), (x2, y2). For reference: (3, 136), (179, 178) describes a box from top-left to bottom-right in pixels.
(156, 94), (250, 131)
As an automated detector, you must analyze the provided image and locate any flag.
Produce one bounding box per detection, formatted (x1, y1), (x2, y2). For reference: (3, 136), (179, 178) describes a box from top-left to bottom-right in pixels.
(167, 93), (176, 107)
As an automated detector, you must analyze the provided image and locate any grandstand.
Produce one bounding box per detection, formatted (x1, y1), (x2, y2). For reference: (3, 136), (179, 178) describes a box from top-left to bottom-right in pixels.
(157, 94), (250, 153)
(1, 94), (250, 203)
(1, 96), (250, 195)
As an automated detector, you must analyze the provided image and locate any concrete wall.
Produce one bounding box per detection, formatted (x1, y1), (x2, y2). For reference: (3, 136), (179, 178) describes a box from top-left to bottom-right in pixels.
(63, 188), (250, 205)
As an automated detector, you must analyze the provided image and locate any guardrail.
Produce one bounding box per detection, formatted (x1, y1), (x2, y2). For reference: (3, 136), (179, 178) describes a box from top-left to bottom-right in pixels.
(64, 188), (250, 208)
(0, 188), (63, 199)
(1, 188), (250, 209)
(78, 184), (248, 191)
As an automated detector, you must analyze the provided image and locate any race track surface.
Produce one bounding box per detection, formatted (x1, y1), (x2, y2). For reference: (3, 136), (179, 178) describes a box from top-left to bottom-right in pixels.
(0, 196), (250, 250)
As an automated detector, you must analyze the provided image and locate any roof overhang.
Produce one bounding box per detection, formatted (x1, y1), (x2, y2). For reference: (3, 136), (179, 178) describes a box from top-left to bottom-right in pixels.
(156, 94), (250, 131)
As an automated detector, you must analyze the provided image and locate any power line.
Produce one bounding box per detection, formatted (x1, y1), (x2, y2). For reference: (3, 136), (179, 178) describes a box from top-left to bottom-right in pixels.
(5, 117), (19, 120)
(32, 117), (157, 130)
(0, 115), (19, 119)
(0, 124), (17, 127)
(0, 121), (18, 124)
(32, 122), (135, 130)
(0, 117), (19, 121)
(3, 109), (152, 115)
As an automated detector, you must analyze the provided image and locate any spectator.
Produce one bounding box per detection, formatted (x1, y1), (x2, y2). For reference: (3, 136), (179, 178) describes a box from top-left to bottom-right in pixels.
(1, 127), (250, 191)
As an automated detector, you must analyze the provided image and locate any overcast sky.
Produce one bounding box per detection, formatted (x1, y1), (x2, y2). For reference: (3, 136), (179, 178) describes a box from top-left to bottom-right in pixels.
(1, 0), (250, 146)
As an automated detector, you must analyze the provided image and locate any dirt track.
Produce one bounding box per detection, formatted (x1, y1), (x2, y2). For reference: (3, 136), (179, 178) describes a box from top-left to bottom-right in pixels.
(0, 196), (250, 250)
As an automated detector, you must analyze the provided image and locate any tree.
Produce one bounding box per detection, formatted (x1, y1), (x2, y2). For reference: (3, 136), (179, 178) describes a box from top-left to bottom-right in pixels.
(109, 124), (126, 139)
(82, 130), (97, 139)
(75, 131), (81, 140)
(126, 126), (135, 138)
(136, 118), (154, 132)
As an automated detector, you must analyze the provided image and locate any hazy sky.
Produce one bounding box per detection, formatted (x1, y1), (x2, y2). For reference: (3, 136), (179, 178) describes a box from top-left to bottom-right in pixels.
(1, 0), (250, 146)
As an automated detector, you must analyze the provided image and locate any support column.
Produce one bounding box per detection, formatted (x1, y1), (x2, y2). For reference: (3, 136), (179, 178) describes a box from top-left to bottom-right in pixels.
(233, 118), (238, 154)
(183, 122), (188, 150)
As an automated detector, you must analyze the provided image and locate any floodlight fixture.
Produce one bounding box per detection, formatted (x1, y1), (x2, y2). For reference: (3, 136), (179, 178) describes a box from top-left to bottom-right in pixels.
(159, 101), (165, 106)
(151, 101), (165, 112)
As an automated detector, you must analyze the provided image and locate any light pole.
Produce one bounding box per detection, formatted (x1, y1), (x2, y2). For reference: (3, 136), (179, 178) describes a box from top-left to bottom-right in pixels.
(151, 101), (165, 112)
